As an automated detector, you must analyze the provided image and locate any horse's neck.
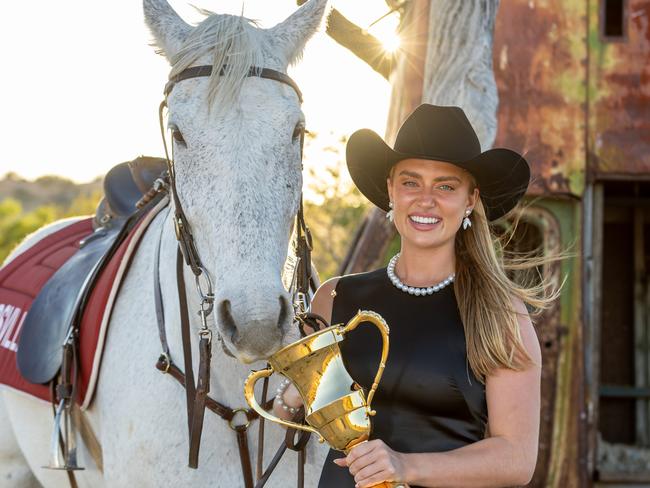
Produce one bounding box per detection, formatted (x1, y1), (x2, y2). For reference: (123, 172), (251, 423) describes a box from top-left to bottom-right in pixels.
(157, 209), (270, 408)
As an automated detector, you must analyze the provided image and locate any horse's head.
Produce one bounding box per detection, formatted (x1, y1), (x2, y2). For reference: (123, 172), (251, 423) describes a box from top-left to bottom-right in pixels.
(144, 0), (328, 363)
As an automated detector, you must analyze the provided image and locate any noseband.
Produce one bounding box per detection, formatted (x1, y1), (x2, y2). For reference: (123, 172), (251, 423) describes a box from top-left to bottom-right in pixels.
(153, 65), (314, 488)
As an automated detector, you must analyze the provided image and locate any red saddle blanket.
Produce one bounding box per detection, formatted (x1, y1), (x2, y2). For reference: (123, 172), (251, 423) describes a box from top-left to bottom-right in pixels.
(0, 200), (166, 407)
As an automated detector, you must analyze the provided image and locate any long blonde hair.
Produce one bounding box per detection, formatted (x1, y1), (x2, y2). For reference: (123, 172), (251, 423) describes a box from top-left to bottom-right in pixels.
(455, 186), (570, 383)
(388, 165), (571, 383)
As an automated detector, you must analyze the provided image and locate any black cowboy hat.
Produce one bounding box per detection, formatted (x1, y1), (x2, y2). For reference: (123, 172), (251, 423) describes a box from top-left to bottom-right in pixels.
(346, 104), (531, 222)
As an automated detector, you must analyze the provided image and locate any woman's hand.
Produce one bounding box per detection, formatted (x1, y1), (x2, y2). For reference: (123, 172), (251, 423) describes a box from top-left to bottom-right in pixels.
(333, 439), (409, 487)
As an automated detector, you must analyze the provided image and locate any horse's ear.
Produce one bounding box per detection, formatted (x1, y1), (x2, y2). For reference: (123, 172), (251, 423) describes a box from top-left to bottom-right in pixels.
(143, 0), (192, 62)
(268, 0), (329, 65)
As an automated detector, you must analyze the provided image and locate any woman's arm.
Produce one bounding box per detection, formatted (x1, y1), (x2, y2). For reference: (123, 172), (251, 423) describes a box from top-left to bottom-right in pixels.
(338, 296), (542, 488)
(271, 276), (340, 420)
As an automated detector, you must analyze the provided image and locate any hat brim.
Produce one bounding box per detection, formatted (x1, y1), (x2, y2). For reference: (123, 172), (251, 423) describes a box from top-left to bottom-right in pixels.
(346, 129), (530, 222)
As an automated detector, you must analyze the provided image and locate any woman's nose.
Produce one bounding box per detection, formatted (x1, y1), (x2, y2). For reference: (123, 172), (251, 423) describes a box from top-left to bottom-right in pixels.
(417, 188), (437, 206)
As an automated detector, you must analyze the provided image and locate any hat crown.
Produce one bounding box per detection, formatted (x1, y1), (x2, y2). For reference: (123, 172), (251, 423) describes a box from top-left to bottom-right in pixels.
(345, 103), (530, 222)
(393, 105), (481, 162)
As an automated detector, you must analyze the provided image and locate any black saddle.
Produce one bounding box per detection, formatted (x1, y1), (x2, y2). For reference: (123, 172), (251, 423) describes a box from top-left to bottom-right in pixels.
(17, 158), (167, 385)
(96, 156), (167, 225)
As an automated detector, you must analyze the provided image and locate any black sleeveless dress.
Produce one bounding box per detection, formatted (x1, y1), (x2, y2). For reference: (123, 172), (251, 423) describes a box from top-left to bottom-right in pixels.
(317, 267), (488, 488)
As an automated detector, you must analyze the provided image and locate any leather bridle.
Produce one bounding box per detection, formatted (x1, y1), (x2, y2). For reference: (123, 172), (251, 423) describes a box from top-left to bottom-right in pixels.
(153, 64), (316, 488)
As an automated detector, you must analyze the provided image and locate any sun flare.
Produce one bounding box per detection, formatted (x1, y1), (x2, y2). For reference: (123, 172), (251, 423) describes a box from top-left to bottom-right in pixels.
(380, 31), (401, 53)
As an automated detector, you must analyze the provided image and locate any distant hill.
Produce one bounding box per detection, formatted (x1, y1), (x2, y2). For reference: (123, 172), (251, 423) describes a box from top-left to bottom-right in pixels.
(0, 172), (103, 212)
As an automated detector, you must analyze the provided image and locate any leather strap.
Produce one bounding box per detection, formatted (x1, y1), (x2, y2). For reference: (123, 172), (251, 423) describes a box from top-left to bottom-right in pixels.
(154, 359), (274, 420)
(188, 335), (211, 468)
(256, 375), (269, 480)
(177, 249), (197, 440)
(298, 448), (306, 488)
(164, 65), (303, 103)
(253, 408), (311, 488)
(153, 208), (171, 358)
(177, 247), (212, 469)
(254, 443), (287, 488)
(158, 100), (204, 277)
(236, 425), (255, 488)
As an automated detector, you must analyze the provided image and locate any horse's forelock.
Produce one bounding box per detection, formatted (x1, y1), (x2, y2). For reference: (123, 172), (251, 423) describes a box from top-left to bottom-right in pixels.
(168, 13), (266, 111)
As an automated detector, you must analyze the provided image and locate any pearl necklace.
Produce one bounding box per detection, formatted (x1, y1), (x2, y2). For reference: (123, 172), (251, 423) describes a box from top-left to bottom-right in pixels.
(387, 253), (455, 296)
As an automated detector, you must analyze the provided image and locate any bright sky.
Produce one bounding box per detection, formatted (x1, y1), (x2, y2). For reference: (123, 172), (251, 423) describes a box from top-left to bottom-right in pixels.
(0, 0), (396, 183)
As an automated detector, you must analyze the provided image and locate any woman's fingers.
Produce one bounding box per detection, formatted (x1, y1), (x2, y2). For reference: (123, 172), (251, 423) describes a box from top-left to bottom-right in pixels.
(355, 469), (396, 488)
(332, 440), (404, 487)
(353, 462), (388, 486)
(345, 440), (382, 474)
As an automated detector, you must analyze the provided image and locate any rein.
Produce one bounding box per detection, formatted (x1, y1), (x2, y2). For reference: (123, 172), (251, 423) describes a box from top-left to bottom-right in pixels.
(154, 64), (315, 488)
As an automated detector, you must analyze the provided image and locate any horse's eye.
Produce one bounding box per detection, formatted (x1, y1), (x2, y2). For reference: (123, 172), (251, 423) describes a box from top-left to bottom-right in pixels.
(292, 123), (305, 143)
(170, 126), (186, 147)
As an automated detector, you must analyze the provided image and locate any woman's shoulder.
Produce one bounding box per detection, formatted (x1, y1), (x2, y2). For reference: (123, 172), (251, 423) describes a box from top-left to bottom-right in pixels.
(310, 267), (387, 324)
(319, 267), (387, 300)
(309, 276), (339, 325)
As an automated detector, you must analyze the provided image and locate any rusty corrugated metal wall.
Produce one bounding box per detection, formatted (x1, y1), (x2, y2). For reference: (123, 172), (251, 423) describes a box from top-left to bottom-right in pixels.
(494, 0), (650, 486)
(493, 2), (587, 485)
(588, 0), (650, 178)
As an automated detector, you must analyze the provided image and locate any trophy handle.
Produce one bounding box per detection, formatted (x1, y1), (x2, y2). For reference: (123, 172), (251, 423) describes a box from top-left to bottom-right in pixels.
(243, 368), (325, 442)
(337, 310), (390, 415)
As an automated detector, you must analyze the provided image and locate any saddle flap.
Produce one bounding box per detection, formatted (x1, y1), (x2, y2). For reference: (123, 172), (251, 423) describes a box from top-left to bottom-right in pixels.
(17, 223), (125, 384)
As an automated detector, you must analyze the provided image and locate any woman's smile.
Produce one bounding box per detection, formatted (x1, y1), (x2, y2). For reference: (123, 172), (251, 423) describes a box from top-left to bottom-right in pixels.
(407, 213), (442, 231)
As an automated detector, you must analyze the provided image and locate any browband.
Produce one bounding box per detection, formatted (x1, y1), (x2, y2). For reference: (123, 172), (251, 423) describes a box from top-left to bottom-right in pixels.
(164, 65), (303, 103)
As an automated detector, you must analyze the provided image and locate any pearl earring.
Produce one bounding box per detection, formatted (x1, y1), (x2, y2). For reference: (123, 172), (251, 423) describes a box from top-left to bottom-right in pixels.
(386, 201), (394, 223)
(462, 209), (472, 230)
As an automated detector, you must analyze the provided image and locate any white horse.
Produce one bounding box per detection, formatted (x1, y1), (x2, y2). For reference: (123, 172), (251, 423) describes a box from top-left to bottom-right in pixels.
(0, 0), (331, 486)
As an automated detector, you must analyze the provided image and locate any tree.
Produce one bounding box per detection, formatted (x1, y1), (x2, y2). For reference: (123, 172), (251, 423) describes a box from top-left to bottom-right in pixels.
(0, 190), (101, 263)
(302, 131), (370, 280)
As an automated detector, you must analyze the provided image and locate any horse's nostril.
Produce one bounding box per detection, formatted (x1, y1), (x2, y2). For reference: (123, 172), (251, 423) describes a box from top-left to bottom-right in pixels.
(278, 295), (289, 330)
(218, 299), (238, 342)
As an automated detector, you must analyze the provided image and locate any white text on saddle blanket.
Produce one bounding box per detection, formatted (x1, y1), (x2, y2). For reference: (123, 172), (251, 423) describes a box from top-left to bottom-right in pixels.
(0, 1), (330, 486)
(0, 305), (26, 352)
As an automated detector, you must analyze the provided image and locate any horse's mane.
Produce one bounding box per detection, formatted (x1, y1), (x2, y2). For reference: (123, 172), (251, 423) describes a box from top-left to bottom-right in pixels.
(168, 9), (265, 109)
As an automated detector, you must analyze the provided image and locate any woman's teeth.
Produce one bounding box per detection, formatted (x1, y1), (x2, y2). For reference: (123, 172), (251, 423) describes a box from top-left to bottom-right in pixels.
(409, 215), (440, 224)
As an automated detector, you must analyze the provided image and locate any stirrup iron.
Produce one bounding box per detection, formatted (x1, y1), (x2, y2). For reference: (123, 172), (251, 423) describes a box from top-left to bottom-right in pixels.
(43, 399), (84, 471)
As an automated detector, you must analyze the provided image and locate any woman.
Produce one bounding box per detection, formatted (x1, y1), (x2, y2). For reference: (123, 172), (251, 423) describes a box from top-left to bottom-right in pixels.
(274, 104), (563, 487)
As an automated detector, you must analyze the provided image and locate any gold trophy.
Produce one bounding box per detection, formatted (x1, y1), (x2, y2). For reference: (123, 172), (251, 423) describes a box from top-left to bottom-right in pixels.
(244, 310), (406, 488)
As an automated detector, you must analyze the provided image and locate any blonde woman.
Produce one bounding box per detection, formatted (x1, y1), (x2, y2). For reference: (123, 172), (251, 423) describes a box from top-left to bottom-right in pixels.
(275, 104), (563, 488)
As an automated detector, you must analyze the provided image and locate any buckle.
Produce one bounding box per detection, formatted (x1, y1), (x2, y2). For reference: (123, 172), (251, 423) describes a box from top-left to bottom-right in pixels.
(228, 408), (252, 431)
